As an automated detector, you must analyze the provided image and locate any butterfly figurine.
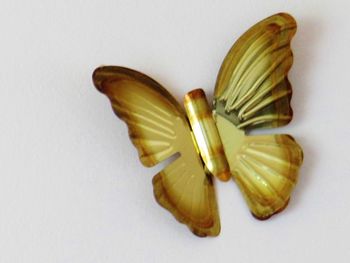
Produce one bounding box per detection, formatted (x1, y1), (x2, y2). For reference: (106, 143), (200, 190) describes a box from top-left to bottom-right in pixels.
(92, 13), (303, 237)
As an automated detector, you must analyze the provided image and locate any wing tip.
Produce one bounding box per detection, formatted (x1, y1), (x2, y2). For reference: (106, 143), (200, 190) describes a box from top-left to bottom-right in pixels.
(92, 66), (106, 92)
(270, 12), (297, 29)
(152, 173), (221, 237)
(92, 65), (135, 93)
(285, 134), (304, 165)
(92, 66), (119, 93)
(251, 198), (291, 220)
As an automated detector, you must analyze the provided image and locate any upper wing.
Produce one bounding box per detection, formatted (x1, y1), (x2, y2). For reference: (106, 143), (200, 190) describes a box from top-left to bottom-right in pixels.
(214, 13), (297, 130)
(93, 66), (220, 236)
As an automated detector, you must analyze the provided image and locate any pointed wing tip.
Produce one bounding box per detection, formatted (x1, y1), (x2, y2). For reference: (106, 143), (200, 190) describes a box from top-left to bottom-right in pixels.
(92, 66), (106, 93)
(251, 198), (291, 220)
(92, 66), (112, 93)
(92, 65), (128, 92)
(282, 134), (304, 166)
(92, 65), (161, 95)
(152, 173), (221, 237)
(272, 12), (297, 25)
(263, 13), (297, 39)
(275, 12), (295, 19)
(192, 226), (221, 237)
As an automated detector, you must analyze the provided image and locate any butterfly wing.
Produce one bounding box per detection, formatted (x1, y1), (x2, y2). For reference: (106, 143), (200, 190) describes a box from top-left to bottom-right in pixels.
(216, 115), (303, 219)
(214, 13), (296, 130)
(214, 13), (303, 219)
(93, 66), (220, 236)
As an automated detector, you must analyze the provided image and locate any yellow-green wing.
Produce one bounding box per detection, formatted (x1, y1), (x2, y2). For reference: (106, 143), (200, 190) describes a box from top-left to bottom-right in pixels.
(214, 13), (297, 130)
(93, 66), (220, 236)
(213, 13), (303, 219)
(216, 115), (303, 219)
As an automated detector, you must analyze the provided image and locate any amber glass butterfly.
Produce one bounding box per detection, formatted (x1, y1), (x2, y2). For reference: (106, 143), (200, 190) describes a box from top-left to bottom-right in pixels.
(92, 13), (303, 237)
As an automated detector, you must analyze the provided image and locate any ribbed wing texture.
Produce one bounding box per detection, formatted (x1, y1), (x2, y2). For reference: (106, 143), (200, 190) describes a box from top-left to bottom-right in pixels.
(232, 134), (302, 219)
(153, 153), (220, 237)
(216, 114), (303, 219)
(214, 13), (297, 130)
(93, 66), (220, 236)
(213, 13), (303, 219)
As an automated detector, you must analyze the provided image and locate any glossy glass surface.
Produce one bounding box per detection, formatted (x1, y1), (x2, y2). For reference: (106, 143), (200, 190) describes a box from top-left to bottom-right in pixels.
(93, 12), (304, 236)
(214, 13), (296, 130)
(184, 89), (230, 182)
(213, 13), (303, 219)
(93, 66), (220, 237)
(215, 115), (303, 219)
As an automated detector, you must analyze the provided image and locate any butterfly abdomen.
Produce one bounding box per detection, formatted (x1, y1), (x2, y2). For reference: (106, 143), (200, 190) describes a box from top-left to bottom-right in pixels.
(184, 89), (231, 182)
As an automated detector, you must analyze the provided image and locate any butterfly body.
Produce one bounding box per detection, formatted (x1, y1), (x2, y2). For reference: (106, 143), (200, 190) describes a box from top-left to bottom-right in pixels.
(184, 89), (231, 182)
(93, 13), (303, 237)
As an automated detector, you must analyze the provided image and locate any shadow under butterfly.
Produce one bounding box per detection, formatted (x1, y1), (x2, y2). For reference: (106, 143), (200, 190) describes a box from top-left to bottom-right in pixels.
(92, 13), (304, 237)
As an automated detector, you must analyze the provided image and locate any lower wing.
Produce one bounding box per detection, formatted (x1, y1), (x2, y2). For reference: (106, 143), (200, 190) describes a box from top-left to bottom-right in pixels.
(216, 114), (303, 219)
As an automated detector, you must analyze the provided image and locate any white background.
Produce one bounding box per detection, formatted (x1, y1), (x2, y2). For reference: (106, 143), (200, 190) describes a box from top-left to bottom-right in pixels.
(1, 0), (349, 262)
